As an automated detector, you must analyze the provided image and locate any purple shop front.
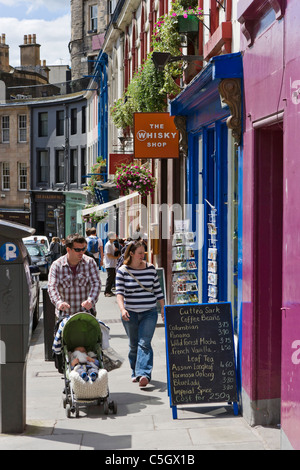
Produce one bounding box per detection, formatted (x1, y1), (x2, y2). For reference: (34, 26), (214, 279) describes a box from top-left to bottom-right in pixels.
(238, 0), (300, 449)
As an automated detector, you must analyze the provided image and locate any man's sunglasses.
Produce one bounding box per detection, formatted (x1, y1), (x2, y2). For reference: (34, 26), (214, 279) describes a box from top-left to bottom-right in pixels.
(72, 247), (86, 252)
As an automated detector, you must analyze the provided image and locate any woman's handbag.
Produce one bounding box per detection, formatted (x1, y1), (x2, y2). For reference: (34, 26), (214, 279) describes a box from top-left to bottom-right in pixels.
(122, 266), (154, 293)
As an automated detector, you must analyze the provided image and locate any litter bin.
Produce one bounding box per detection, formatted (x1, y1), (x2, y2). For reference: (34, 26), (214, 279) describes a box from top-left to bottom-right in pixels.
(0, 220), (35, 433)
(42, 285), (55, 361)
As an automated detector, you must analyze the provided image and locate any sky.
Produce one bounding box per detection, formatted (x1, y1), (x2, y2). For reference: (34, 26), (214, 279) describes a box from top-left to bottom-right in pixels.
(0, 0), (71, 67)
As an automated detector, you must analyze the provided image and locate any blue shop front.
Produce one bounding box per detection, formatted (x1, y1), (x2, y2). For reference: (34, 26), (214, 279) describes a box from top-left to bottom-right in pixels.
(170, 52), (243, 329)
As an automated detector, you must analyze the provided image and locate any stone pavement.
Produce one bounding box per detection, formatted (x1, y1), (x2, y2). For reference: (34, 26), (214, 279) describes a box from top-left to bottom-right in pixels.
(0, 274), (281, 451)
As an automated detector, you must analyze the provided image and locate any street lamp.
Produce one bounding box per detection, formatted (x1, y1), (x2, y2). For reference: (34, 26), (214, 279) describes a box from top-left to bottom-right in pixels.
(152, 52), (203, 72)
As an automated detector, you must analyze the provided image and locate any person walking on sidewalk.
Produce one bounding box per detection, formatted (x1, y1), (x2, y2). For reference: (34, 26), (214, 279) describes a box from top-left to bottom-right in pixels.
(86, 227), (104, 269)
(48, 233), (101, 321)
(116, 241), (164, 387)
(104, 231), (119, 297)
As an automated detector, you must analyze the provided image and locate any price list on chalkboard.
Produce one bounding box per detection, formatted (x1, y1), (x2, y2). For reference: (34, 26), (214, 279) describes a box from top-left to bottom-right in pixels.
(164, 302), (238, 418)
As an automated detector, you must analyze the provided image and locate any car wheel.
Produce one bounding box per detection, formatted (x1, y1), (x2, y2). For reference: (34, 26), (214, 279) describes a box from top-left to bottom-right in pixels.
(32, 296), (40, 330)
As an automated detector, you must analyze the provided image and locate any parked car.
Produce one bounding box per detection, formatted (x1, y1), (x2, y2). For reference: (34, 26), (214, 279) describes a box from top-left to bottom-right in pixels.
(23, 235), (50, 251)
(25, 243), (51, 278)
(29, 264), (41, 330)
(24, 248), (41, 330)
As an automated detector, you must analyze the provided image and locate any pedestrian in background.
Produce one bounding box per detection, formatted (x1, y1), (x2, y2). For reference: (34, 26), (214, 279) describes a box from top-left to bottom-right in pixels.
(49, 236), (61, 263)
(116, 240), (164, 387)
(86, 227), (104, 269)
(60, 238), (67, 255)
(104, 231), (120, 297)
(48, 233), (101, 321)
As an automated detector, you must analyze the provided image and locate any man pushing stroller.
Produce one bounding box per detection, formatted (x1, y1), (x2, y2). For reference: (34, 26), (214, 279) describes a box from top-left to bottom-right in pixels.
(48, 233), (101, 321)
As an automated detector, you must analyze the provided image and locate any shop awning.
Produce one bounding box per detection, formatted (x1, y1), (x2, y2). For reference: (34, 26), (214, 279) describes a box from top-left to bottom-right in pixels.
(81, 192), (139, 217)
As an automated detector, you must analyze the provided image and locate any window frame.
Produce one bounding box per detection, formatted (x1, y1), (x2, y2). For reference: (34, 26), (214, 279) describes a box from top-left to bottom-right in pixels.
(2, 162), (10, 190)
(90, 5), (98, 32)
(56, 110), (64, 136)
(37, 149), (49, 184)
(70, 148), (78, 184)
(2, 116), (9, 143)
(55, 149), (65, 184)
(71, 108), (77, 135)
(38, 112), (48, 137)
(18, 162), (27, 190)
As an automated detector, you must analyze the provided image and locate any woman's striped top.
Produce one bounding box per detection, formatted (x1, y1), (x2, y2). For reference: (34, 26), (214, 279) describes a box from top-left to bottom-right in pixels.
(116, 263), (164, 312)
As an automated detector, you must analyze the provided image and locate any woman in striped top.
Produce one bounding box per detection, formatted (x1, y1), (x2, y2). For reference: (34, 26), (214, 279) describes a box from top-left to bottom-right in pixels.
(116, 241), (165, 387)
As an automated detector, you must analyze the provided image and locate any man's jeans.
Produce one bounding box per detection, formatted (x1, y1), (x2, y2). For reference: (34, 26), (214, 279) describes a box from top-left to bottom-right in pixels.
(121, 307), (158, 381)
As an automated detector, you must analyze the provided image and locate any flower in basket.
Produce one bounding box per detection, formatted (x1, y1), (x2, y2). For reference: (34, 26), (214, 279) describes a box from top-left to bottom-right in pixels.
(82, 204), (108, 224)
(114, 163), (156, 197)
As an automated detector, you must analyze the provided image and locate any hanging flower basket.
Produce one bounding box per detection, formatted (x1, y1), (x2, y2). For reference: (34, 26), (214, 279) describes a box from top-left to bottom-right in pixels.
(82, 204), (108, 224)
(177, 14), (199, 33)
(114, 163), (156, 198)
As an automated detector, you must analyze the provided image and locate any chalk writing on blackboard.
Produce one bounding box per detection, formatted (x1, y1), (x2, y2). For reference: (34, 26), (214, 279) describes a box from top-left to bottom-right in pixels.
(165, 302), (238, 415)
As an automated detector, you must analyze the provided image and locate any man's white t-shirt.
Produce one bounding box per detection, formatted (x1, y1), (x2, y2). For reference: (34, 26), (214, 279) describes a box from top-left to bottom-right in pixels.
(104, 240), (117, 268)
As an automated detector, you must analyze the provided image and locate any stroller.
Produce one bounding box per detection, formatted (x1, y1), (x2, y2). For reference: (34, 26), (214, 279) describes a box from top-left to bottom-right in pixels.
(61, 312), (117, 418)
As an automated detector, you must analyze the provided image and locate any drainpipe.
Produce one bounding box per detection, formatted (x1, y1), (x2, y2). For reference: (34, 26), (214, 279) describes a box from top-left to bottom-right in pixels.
(64, 104), (70, 191)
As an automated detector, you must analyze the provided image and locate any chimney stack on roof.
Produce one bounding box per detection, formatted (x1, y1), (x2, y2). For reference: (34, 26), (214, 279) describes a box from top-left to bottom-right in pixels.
(20, 33), (41, 67)
(0, 33), (10, 73)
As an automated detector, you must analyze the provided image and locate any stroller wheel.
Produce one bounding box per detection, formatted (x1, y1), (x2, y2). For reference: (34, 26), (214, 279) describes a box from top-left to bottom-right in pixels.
(75, 404), (80, 418)
(66, 404), (71, 418)
(109, 400), (117, 414)
(103, 400), (109, 415)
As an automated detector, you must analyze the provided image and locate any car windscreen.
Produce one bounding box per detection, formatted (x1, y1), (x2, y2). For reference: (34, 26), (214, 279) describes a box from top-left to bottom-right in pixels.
(27, 245), (43, 257)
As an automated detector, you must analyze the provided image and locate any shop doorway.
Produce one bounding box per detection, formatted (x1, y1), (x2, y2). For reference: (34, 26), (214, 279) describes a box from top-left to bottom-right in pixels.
(202, 123), (228, 303)
(254, 123), (283, 422)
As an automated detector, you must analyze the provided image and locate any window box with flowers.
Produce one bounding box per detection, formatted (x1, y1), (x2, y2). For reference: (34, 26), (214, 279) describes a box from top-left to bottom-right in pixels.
(114, 163), (156, 198)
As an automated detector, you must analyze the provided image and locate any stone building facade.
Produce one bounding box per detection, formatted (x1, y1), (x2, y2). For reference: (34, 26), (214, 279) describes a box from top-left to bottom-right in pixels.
(0, 102), (31, 225)
(70, 0), (107, 80)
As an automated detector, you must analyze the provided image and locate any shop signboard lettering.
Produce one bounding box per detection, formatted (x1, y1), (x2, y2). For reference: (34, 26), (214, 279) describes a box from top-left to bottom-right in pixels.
(134, 112), (179, 159)
(164, 302), (239, 418)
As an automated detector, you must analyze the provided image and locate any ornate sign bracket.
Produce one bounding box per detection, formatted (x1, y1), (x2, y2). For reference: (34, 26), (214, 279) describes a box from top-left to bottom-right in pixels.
(218, 78), (242, 145)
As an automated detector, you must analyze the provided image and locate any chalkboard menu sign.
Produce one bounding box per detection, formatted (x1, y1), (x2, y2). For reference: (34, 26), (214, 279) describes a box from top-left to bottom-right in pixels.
(164, 302), (238, 418)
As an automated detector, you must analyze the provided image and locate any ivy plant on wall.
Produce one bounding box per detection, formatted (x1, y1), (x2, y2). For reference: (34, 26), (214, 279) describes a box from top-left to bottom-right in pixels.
(110, 0), (203, 130)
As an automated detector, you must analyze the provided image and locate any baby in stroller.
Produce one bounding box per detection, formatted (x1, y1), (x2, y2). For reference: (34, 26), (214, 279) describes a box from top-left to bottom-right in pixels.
(71, 346), (100, 382)
(52, 312), (117, 417)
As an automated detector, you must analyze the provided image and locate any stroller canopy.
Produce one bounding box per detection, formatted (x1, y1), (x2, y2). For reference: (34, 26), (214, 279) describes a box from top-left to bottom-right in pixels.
(62, 313), (102, 353)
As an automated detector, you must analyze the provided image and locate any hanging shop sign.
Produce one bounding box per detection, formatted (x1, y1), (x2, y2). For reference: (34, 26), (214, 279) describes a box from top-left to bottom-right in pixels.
(134, 113), (179, 159)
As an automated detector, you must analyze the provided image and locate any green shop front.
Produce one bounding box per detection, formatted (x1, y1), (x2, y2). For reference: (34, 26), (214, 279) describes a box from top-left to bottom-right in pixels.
(64, 191), (87, 237)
